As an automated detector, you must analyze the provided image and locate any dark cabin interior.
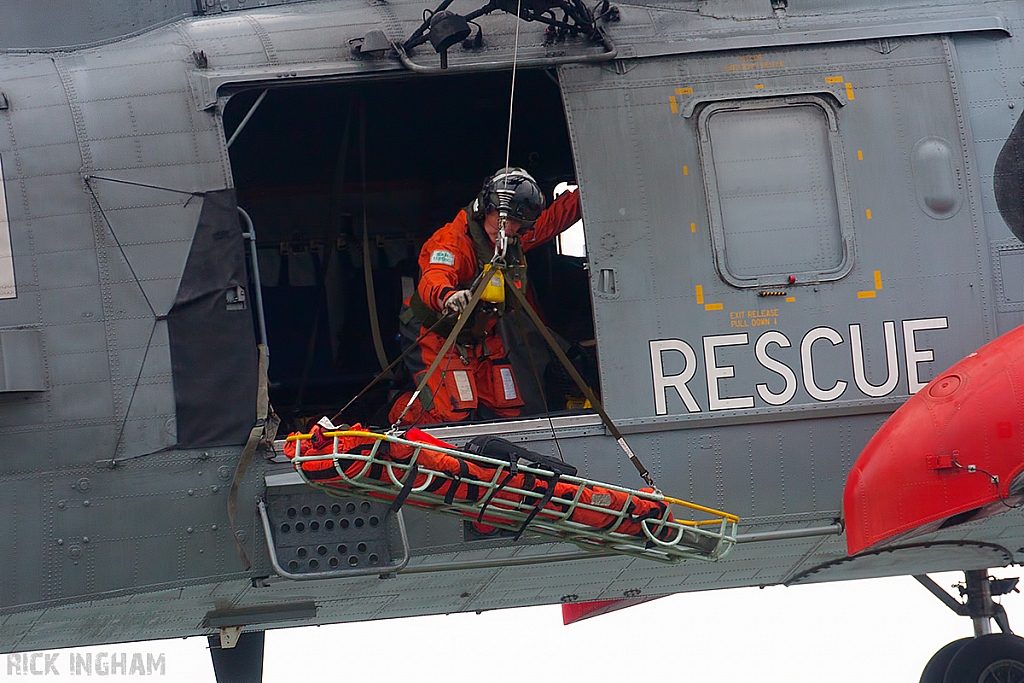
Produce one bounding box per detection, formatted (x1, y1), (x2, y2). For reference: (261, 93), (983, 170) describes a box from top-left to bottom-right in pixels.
(223, 69), (596, 431)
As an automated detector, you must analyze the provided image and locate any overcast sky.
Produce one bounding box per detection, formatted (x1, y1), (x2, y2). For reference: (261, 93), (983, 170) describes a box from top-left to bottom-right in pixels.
(5, 569), (1022, 683)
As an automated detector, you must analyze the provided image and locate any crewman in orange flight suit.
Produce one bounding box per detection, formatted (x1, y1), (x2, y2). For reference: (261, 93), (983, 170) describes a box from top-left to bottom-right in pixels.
(389, 167), (582, 426)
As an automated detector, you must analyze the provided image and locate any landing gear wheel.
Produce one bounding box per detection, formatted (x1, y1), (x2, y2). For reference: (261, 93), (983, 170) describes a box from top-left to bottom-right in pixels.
(944, 634), (1024, 683)
(921, 638), (972, 683)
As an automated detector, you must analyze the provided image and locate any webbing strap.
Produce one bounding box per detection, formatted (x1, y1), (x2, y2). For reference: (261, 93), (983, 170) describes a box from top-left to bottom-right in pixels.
(363, 218), (390, 374)
(504, 282), (658, 491)
(388, 463), (419, 514)
(477, 469), (516, 523)
(390, 265), (494, 429)
(360, 101), (391, 376)
(228, 343), (270, 570)
(513, 475), (559, 541)
(444, 459), (470, 505)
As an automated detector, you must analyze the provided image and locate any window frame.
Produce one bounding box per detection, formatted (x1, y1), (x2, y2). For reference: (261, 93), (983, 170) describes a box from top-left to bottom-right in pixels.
(696, 95), (855, 288)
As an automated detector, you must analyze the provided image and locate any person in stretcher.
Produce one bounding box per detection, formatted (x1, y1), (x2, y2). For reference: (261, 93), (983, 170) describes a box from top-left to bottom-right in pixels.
(389, 167), (581, 425)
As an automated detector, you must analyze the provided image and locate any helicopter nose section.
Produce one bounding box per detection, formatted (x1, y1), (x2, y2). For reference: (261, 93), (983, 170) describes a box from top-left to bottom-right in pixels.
(844, 324), (1024, 556)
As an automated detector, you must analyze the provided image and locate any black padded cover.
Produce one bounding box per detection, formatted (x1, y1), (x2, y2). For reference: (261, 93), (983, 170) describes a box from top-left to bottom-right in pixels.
(995, 111), (1024, 241)
(167, 189), (258, 447)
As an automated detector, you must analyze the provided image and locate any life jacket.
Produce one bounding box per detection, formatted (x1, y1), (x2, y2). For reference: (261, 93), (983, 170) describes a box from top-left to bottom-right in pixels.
(407, 204), (527, 343)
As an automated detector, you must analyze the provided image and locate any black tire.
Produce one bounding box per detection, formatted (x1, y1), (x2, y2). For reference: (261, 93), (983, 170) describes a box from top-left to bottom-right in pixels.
(944, 634), (1024, 683)
(921, 638), (972, 683)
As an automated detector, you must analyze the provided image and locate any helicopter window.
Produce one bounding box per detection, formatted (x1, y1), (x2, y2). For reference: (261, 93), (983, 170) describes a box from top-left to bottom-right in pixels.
(223, 71), (597, 433)
(697, 96), (853, 288)
(0, 155), (14, 299)
(553, 182), (586, 257)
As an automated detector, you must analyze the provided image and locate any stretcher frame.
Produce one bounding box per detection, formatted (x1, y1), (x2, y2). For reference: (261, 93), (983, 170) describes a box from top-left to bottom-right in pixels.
(287, 429), (739, 564)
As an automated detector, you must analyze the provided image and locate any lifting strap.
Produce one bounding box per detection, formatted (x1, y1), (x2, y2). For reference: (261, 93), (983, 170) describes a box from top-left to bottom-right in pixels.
(363, 217), (390, 375)
(360, 100), (391, 376)
(228, 342), (270, 570)
(504, 280), (659, 491)
(389, 264), (496, 429)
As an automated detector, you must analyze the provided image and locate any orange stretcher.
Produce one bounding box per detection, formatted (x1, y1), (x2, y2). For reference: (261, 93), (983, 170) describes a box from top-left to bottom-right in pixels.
(283, 424), (739, 564)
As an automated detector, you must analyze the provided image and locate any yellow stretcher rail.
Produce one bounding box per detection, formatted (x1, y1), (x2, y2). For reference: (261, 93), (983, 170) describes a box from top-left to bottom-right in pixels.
(285, 429), (739, 564)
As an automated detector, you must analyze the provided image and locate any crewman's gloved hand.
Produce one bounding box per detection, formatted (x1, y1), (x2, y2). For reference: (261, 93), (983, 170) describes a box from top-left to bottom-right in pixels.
(443, 289), (473, 315)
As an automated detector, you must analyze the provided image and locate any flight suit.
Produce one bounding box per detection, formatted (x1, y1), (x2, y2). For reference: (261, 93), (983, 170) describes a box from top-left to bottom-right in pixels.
(389, 189), (581, 425)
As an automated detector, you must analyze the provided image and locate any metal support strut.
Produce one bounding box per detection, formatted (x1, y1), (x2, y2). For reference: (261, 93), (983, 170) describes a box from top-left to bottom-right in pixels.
(915, 570), (1018, 636)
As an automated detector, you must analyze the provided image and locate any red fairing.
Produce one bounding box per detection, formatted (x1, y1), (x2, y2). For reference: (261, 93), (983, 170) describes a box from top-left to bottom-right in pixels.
(561, 596), (660, 625)
(844, 325), (1024, 556)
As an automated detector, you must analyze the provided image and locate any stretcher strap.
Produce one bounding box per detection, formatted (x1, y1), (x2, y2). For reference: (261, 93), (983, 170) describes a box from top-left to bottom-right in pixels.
(477, 469), (517, 523)
(504, 281), (658, 491)
(513, 474), (559, 541)
(388, 463), (419, 514)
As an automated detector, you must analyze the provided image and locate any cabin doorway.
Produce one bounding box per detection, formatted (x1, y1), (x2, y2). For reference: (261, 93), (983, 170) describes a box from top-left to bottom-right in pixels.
(223, 70), (597, 431)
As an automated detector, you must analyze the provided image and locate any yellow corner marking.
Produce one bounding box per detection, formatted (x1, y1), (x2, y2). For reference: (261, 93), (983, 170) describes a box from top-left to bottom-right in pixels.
(857, 150), (863, 160)
(754, 84), (765, 90)
(683, 165), (689, 176)
(695, 285), (704, 304)
(670, 96), (678, 114)
(676, 87), (693, 95)
(874, 270), (883, 290)
(825, 76), (845, 84)
(845, 82), (855, 100)
(858, 291), (877, 299)
(785, 296), (796, 302)
(705, 303), (724, 311)
(690, 222), (696, 233)
(865, 209), (872, 220)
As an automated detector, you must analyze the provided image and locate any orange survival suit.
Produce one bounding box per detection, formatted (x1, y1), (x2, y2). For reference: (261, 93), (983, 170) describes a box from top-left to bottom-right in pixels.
(389, 188), (581, 425)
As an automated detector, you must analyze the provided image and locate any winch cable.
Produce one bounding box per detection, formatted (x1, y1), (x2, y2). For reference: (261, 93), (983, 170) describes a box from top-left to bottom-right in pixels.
(502, 0), (523, 176)
(505, 278), (660, 491)
(491, 0), (526, 255)
(492, 7), (567, 462)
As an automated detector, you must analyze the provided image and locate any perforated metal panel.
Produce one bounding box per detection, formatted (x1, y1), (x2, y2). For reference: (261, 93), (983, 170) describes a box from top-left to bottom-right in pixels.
(265, 491), (394, 575)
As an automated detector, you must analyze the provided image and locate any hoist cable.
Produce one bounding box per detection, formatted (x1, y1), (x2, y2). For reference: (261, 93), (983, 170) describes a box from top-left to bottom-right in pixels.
(502, 0), (524, 175)
(491, 1), (525, 263)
